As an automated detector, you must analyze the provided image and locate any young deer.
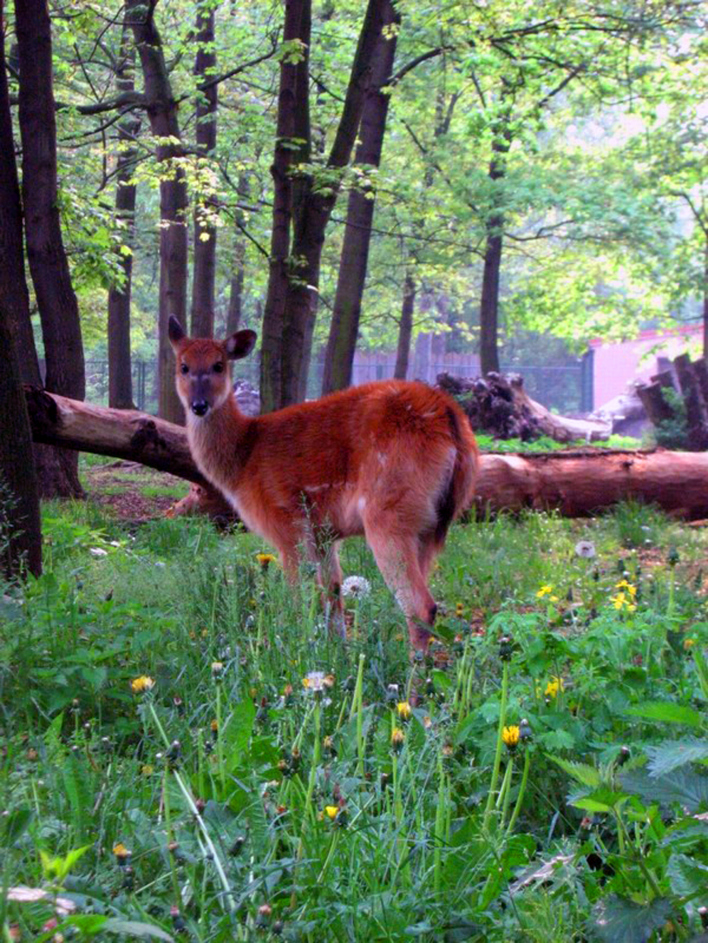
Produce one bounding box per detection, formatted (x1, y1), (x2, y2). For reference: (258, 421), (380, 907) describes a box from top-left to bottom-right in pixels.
(168, 317), (478, 652)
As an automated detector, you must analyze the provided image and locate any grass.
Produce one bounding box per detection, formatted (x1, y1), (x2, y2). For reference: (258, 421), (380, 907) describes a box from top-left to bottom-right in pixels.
(1, 499), (707, 942)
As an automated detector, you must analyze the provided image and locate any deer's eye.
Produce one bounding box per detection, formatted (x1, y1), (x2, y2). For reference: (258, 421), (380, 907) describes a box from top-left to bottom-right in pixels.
(180, 363), (189, 375)
(213, 362), (224, 374)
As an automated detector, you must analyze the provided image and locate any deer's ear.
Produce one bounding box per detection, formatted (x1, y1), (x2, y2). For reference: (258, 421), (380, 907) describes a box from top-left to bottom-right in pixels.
(225, 329), (257, 360)
(168, 316), (186, 351)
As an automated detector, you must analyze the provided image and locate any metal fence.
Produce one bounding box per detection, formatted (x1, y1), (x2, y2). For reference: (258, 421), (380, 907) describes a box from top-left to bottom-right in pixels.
(83, 355), (590, 415)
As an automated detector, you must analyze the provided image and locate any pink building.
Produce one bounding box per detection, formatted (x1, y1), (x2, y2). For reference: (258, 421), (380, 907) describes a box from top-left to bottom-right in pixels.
(589, 325), (702, 409)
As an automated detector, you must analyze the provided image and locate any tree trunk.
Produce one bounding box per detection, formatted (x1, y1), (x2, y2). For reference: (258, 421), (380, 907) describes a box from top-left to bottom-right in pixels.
(107, 20), (140, 409)
(0, 320), (42, 579)
(261, 0), (387, 411)
(25, 388), (708, 523)
(226, 175), (250, 335)
(0, 0), (41, 576)
(127, 0), (187, 423)
(394, 273), (416, 380)
(190, 2), (218, 337)
(479, 218), (503, 375)
(478, 97), (513, 377)
(260, 0), (310, 413)
(15, 0), (85, 498)
(321, 0), (399, 395)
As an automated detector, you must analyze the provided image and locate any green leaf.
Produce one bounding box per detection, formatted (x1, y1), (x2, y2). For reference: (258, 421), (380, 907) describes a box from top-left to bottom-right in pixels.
(693, 648), (708, 701)
(66, 915), (173, 940)
(620, 768), (708, 813)
(625, 701), (702, 727)
(546, 755), (601, 787)
(646, 739), (708, 777)
(1, 808), (33, 844)
(666, 853), (708, 904)
(591, 896), (671, 943)
(571, 789), (628, 813)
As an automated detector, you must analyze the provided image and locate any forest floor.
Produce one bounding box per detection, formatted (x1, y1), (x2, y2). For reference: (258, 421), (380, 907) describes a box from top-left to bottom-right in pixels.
(3, 476), (708, 942)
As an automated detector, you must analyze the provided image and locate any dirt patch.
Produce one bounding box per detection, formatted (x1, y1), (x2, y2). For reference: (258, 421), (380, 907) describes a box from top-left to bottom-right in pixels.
(82, 460), (189, 521)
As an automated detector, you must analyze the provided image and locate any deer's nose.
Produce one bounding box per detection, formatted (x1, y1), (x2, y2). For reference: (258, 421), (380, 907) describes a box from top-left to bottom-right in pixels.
(192, 400), (209, 417)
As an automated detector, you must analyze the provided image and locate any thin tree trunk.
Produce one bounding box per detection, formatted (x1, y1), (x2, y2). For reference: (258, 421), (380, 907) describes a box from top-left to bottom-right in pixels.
(227, 207), (247, 335)
(321, 0), (399, 395)
(108, 20), (139, 409)
(394, 272), (416, 380)
(190, 2), (218, 337)
(15, 0), (85, 498)
(127, 0), (187, 423)
(478, 96), (512, 377)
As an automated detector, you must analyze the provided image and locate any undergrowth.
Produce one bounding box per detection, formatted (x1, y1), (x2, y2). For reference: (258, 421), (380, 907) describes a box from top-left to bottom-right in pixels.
(1, 501), (707, 942)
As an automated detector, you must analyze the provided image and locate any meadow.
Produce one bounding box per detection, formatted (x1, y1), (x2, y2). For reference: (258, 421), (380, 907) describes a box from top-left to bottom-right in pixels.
(2, 476), (708, 942)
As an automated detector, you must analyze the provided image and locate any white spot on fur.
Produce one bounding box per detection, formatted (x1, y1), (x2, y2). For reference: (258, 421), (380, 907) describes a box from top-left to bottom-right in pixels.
(357, 497), (367, 513)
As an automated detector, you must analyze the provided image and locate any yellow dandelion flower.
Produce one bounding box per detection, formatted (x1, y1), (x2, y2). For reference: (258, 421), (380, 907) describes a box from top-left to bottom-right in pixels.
(113, 842), (131, 859)
(502, 725), (520, 749)
(130, 675), (155, 694)
(536, 584), (554, 598)
(210, 719), (218, 732)
(391, 727), (406, 751)
(324, 805), (339, 821)
(396, 701), (412, 721)
(141, 764), (154, 776)
(684, 638), (696, 650)
(544, 676), (565, 699)
(550, 595), (559, 603)
(455, 602), (465, 617)
(256, 552), (277, 569)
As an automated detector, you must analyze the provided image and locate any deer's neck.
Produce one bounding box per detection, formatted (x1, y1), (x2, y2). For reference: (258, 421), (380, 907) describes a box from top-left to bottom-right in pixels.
(186, 394), (253, 491)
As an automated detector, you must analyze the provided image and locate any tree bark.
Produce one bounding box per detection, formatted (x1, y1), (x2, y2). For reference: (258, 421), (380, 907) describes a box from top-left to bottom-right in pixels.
(321, 0), (399, 395)
(190, 2), (218, 337)
(479, 94), (513, 377)
(261, 0), (387, 411)
(127, 0), (187, 423)
(227, 200), (247, 335)
(394, 272), (416, 380)
(15, 0), (86, 498)
(107, 20), (140, 409)
(703, 236), (708, 364)
(24, 389), (708, 522)
(260, 0), (310, 413)
(0, 320), (42, 579)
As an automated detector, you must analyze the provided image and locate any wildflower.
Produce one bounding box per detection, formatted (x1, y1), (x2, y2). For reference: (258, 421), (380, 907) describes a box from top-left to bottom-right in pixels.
(170, 906), (186, 932)
(141, 764), (154, 776)
(302, 671), (335, 693)
(544, 676), (565, 699)
(502, 725), (520, 751)
(396, 701), (412, 722)
(113, 843), (131, 864)
(211, 661), (224, 680)
(536, 584), (554, 598)
(89, 547), (108, 558)
(256, 904), (272, 928)
(455, 602), (465, 617)
(130, 675), (155, 694)
(324, 805), (339, 821)
(341, 575), (371, 599)
(615, 579), (637, 598)
(668, 547), (680, 567)
(256, 552), (277, 569)
(323, 735), (336, 757)
(684, 637), (696, 650)
(519, 718), (532, 742)
(210, 719), (218, 734)
(391, 727), (405, 752)
(442, 742), (454, 758)
(611, 585), (637, 612)
(575, 540), (596, 559)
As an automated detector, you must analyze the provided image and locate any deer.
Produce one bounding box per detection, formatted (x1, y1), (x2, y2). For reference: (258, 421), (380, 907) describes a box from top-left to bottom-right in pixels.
(168, 316), (478, 653)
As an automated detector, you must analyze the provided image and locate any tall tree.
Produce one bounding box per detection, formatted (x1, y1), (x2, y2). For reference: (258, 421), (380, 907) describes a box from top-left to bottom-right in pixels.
(190, 0), (218, 337)
(321, 0), (399, 394)
(260, 0), (388, 412)
(107, 18), (140, 409)
(15, 0), (86, 497)
(0, 0), (41, 578)
(127, 0), (187, 423)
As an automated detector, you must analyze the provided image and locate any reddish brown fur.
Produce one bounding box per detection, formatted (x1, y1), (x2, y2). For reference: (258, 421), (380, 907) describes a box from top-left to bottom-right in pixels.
(169, 321), (478, 651)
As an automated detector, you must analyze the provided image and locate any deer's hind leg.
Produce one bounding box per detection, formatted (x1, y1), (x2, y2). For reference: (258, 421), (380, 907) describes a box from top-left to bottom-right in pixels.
(363, 515), (437, 652)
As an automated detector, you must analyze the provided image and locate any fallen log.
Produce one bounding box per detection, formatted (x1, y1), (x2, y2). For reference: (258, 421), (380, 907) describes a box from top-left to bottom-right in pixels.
(24, 387), (708, 520)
